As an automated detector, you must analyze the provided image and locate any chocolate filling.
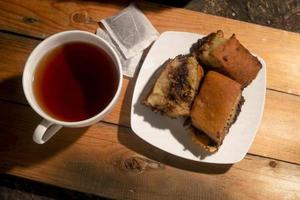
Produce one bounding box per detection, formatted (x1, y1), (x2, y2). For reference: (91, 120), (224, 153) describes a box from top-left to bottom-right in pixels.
(230, 96), (245, 126)
(167, 55), (192, 104)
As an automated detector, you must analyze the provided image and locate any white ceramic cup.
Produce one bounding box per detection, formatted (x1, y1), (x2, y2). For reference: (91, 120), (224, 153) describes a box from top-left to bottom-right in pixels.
(23, 30), (123, 144)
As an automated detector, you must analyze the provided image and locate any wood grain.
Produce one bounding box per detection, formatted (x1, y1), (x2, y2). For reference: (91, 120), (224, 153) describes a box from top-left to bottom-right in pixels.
(0, 32), (39, 104)
(0, 0), (300, 95)
(249, 90), (300, 163)
(0, 1), (300, 198)
(0, 101), (299, 200)
(0, 32), (299, 164)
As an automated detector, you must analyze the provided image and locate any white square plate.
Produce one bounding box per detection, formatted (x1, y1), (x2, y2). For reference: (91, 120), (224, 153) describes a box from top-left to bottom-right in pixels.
(130, 31), (266, 164)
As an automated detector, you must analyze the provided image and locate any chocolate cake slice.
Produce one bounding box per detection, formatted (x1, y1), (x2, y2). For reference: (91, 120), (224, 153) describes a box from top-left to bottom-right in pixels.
(192, 30), (262, 88)
(144, 55), (204, 118)
(190, 71), (244, 147)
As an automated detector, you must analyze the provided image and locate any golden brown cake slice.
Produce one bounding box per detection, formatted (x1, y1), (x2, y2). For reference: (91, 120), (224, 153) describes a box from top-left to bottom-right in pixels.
(190, 71), (243, 146)
(192, 30), (262, 88)
(144, 55), (203, 118)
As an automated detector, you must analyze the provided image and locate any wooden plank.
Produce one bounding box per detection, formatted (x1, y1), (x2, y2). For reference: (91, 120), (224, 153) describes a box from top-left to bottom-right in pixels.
(0, 101), (299, 200)
(249, 90), (300, 163)
(0, 32), (300, 164)
(0, 32), (38, 104)
(0, 0), (300, 96)
(0, 0), (125, 38)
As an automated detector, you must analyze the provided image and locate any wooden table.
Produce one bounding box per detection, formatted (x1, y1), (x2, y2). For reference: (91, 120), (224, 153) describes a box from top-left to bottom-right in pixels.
(0, 0), (299, 199)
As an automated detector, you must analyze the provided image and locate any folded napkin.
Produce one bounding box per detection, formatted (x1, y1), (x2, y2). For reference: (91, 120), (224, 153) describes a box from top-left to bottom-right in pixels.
(97, 4), (159, 77)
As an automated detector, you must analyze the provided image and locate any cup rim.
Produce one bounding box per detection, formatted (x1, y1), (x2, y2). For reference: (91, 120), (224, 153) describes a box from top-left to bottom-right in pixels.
(23, 30), (123, 127)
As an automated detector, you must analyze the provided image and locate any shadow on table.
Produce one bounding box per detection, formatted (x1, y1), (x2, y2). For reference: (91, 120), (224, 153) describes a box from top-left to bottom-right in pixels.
(116, 76), (232, 174)
(117, 130), (232, 174)
(0, 75), (27, 104)
(0, 76), (87, 172)
(0, 173), (110, 200)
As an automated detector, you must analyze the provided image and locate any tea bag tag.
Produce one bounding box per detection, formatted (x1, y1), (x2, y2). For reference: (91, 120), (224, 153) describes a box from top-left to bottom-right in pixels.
(99, 4), (159, 77)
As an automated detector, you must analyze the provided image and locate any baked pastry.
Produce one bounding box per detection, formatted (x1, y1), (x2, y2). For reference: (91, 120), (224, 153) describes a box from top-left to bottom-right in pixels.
(192, 30), (262, 88)
(144, 55), (204, 117)
(190, 71), (244, 147)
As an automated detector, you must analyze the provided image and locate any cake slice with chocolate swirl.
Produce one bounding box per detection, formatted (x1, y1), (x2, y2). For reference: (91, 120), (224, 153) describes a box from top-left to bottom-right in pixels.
(144, 55), (204, 118)
(190, 71), (244, 151)
(192, 30), (262, 88)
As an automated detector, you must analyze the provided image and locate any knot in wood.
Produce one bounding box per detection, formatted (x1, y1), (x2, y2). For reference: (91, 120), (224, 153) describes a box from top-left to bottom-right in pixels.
(269, 160), (277, 168)
(121, 156), (164, 174)
(22, 17), (39, 24)
(71, 11), (94, 24)
(123, 157), (143, 173)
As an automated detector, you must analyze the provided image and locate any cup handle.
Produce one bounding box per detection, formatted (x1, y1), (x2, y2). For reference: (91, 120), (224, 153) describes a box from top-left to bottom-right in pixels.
(33, 119), (63, 144)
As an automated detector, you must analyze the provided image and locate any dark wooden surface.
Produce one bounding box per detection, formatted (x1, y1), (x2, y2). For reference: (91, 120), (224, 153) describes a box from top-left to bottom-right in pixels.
(0, 0), (300, 199)
(0, 173), (108, 200)
(186, 0), (300, 33)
